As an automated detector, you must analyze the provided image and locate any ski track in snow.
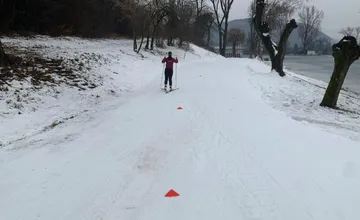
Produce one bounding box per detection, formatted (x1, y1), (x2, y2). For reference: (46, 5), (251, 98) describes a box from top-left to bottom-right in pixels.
(1, 55), (360, 219)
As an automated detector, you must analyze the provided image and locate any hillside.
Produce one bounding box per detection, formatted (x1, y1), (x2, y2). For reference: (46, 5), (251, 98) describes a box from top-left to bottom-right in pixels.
(0, 36), (217, 147)
(210, 18), (334, 48)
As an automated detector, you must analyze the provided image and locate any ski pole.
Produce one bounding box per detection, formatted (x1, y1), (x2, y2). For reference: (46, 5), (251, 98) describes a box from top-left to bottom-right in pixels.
(160, 63), (165, 88)
(175, 63), (178, 89)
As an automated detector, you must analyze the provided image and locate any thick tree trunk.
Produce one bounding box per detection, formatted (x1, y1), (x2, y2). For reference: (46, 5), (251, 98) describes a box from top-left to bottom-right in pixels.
(232, 41), (236, 57)
(167, 37), (173, 46)
(133, 31), (137, 52)
(206, 30), (211, 47)
(150, 23), (160, 50)
(320, 36), (360, 108)
(0, 39), (10, 66)
(137, 35), (145, 53)
(253, 0), (298, 77)
(222, 18), (229, 56)
(150, 34), (155, 50)
(217, 26), (223, 56)
(145, 34), (150, 50)
(136, 22), (147, 53)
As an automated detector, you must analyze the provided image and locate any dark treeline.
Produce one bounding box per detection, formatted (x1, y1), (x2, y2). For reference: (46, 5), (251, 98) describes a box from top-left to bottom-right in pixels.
(0, 0), (131, 37)
(0, 0), (215, 52)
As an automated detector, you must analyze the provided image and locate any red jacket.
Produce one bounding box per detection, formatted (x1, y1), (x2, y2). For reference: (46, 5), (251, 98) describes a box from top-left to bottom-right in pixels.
(162, 56), (178, 68)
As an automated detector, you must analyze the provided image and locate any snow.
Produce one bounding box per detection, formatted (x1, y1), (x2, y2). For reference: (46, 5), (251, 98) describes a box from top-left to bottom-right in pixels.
(257, 59), (360, 142)
(1, 36), (360, 220)
(0, 36), (217, 147)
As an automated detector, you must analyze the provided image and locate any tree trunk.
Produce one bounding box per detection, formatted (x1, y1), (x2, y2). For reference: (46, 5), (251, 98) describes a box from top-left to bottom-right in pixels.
(167, 37), (173, 46)
(217, 26), (223, 56)
(320, 36), (360, 108)
(253, 0), (298, 77)
(145, 34), (150, 50)
(151, 28), (157, 50)
(137, 35), (145, 53)
(137, 23), (146, 53)
(206, 28), (211, 47)
(133, 31), (137, 52)
(151, 22), (160, 50)
(150, 34), (155, 50)
(232, 41), (236, 57)
(0, 39), (10, 66)
(222, 17), (229, 57)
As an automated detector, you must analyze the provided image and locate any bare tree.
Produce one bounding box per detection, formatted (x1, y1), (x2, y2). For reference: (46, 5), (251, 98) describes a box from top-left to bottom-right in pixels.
(228, 28), (245, 57)
(247, 1), (261, 58)
(205, 17), (215, 47)
(175, 0), (197, 47)
(339, 27), (355, 36)
(356, 27), (360, 41)
(193, 0), (215, 47)
(298, 5), (324, 54)
(320, 36), (360, 108)
(340, 26), (360, 41)
(114, 0), (214, 52)
(210, 0), (235, 56)
(115, 0), (146, 51)
(248, 0), (306, 58)
(261, 0), (306, 39)
(252, 0), (299, 76)
(195, 0), (206, 17)
(265, 0), (303, 39)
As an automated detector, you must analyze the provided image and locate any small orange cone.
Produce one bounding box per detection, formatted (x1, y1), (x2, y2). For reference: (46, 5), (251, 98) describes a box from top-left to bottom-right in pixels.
(177, 106), (183, 110)
(165, 189), (180, 197)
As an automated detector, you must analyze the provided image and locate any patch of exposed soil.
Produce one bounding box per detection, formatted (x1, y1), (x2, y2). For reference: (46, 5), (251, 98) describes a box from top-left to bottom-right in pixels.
(0, 45), (97, 91)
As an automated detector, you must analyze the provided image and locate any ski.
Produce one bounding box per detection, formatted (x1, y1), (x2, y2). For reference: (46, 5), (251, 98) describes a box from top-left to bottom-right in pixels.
(166, 88), (179, 93)
(161, 88), (179, 93)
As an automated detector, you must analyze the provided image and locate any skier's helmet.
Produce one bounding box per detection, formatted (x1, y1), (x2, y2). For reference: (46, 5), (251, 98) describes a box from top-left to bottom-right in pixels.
(168, 51), (172, 57)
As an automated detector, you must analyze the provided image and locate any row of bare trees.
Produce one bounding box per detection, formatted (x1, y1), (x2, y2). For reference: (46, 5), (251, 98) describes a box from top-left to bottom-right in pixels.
(115, 0), (245, 55)
(115, 0), (217, 53)
(0, 0), (246, 65)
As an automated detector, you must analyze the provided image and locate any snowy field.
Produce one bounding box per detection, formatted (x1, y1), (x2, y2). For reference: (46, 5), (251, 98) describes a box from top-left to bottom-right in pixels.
(1, 36), (360, 220)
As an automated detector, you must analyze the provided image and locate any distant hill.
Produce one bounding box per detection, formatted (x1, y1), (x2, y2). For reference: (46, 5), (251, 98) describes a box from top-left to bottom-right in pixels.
(210, 18), (335, 48)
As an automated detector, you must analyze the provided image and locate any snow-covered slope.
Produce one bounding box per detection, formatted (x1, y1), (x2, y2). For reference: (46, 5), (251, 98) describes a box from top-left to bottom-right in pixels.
(1, 37), (360, 220)
(0, 36), (219, 147)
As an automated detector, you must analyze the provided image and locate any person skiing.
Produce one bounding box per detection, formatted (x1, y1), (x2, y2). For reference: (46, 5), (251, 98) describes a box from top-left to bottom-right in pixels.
(162, 51), (178, 90)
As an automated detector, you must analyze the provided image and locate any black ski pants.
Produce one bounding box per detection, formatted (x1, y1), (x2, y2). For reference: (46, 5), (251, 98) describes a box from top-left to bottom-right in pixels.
(164, 68), (174, 87)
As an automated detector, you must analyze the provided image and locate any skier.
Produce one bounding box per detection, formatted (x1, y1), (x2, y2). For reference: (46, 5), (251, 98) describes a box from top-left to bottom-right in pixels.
(162, 51), (178, 90)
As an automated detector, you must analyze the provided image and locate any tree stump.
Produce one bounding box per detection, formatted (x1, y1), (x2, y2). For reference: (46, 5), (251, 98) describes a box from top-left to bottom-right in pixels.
(320, 36), (360, 108)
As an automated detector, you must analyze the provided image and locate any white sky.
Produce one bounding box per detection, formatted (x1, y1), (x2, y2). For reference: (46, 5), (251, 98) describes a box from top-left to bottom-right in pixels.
(229, 0), (360, 40)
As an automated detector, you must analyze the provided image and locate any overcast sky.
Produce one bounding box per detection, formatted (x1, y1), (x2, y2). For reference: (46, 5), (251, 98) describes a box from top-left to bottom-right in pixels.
(229, 0), (360, 40)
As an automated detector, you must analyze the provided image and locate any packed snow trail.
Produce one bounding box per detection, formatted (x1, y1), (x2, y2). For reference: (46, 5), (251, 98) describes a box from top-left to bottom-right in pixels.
(1, 59), (360, 220)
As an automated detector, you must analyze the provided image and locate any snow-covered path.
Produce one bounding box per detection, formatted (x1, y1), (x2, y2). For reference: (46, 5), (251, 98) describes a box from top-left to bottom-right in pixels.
(1, 59), (360, 220)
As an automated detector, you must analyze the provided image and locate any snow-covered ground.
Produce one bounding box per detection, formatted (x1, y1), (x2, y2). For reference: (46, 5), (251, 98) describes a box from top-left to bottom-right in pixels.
(1, 36), (360, 220)
(0, 36), (217, 147)
(248, 59), (360, 142)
